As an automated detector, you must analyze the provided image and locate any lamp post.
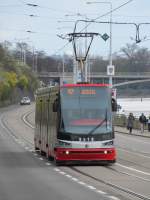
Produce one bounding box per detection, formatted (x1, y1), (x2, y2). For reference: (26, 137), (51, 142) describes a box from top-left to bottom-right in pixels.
(14, 38), (28, 64)
(86, 1), (113, 86)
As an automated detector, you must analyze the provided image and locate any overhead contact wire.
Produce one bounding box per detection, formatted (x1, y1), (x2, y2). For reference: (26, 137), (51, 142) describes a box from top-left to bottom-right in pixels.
(54, 0), (134, 54)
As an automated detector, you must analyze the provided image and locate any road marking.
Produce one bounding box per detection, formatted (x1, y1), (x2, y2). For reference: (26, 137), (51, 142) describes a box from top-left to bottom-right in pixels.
(39, 157), (44, 160)
(71, 177), (79, 181)
(117, 147), (150, 159)
(0, 116), (7, 130)
(22, 113), (35, 129)
(65, 174), (72, 178)
(96, 190), (107, 194)
(78, 181), (86, 185)
(87, 185), (96, 190)
(117, 163), (150, 176)
(54, 168), (60, 172)
(115, 168), (150, 182)
(59, 171), (66, 175)
(116, 133), (150, 144)
(108, 196), (120, 200)
(45, 162), (51, 166)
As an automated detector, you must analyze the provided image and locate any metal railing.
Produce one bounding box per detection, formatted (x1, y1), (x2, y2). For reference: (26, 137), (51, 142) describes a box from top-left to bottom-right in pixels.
(37, 71), (150, 78)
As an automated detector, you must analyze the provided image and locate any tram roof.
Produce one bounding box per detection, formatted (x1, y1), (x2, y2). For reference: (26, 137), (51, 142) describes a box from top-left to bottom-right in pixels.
(35, 83), (111, 96)
(35, 85), (59, 95)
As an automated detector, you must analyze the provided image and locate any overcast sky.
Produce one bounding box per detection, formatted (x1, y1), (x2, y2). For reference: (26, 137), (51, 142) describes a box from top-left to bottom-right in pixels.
(0, 0), (150, 57)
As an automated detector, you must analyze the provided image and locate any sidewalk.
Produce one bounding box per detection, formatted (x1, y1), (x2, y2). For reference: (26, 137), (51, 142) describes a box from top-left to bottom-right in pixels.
(115, 126), (150, 138)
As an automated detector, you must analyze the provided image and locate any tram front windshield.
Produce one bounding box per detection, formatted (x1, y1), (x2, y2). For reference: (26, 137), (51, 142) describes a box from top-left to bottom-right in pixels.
(60, 86), (112, 135)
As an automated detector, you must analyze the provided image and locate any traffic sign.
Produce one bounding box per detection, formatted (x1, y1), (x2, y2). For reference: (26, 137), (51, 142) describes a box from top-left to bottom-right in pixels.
(107, 65), (115, 76)
(101, 33), (109, 41)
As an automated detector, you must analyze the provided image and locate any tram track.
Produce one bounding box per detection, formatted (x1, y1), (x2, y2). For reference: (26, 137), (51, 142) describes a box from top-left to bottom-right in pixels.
(107, 165), (150, 182)
(117, 157), (150, 171)
(21, 110), (35, 130)
(1, 107), (149, 200)
(117, 146), (150, 158)
(19, 109), (150, 200)
(0, 111), (34, 148)
(2, 113), (150, 200)
(70, 166), (150, 200)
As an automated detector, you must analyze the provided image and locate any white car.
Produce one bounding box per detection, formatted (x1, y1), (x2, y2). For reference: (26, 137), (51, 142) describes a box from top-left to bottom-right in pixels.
(20, 97), (31, 105)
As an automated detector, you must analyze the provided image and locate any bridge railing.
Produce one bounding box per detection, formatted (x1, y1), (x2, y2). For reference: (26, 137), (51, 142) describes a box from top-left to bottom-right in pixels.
(38, 72), (73, 77)
(38, 71), (150, 78)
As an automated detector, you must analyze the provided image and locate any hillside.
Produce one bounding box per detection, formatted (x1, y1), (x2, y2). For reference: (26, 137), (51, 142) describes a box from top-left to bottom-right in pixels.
(0, 43), (39, 107)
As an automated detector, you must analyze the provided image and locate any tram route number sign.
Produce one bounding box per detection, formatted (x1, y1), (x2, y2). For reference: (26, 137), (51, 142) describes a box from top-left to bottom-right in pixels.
(107, 65), (115, 76)
(67, 89), (96, 95)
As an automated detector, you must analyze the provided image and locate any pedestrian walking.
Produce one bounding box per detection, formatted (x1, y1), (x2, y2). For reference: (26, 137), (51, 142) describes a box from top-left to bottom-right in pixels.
(139, 113), (147, 133)
(147, 116), (150, 132)
(127, 113), (135, 134)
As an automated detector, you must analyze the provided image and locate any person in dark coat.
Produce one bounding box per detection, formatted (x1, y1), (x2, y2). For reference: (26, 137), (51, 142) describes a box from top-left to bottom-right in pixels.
(147, 116), (150, 132)
(127, 113), (135, 134)
(139, 113), (147, 133)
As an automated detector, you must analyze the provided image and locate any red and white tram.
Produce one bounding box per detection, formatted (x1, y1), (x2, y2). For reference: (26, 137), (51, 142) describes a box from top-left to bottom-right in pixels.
(34, 83), (117, 165)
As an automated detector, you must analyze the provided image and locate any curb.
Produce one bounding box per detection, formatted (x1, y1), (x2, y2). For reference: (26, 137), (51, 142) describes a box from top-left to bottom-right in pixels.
(115, 129), (150, 138)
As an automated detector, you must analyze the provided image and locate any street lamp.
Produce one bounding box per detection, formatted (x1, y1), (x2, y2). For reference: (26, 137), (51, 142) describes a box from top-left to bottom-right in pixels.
(14, 38), (28, 64)
(26, 30), (36, 33)
(26, 3), (38, 7)
(86, 1), (113, 86)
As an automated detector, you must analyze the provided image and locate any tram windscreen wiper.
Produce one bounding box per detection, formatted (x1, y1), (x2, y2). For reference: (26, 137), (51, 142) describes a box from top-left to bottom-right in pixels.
(87, 109), (108, 135)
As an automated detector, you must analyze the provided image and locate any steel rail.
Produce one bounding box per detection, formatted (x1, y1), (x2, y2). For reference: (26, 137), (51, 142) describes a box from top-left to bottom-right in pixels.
(70, 167), (150, 200)
(0, 112), (34, 147)
(21, 110), (35, 130)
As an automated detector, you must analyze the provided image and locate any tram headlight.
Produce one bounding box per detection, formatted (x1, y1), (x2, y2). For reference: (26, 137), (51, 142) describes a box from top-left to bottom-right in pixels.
(104, 150), (107, 154)
(66, 150), (69, 155)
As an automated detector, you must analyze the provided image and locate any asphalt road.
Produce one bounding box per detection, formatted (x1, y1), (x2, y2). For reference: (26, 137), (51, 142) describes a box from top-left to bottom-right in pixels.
(0, 104), (150, 200)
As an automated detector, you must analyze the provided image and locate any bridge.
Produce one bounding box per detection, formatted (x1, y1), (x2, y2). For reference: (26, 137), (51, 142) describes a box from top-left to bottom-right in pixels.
(114, 78), (150, 87)
(37, 71), (150, 86)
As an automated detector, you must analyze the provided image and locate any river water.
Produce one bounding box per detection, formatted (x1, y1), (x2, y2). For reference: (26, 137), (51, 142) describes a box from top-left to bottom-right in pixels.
(117, 98), (150, 117)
